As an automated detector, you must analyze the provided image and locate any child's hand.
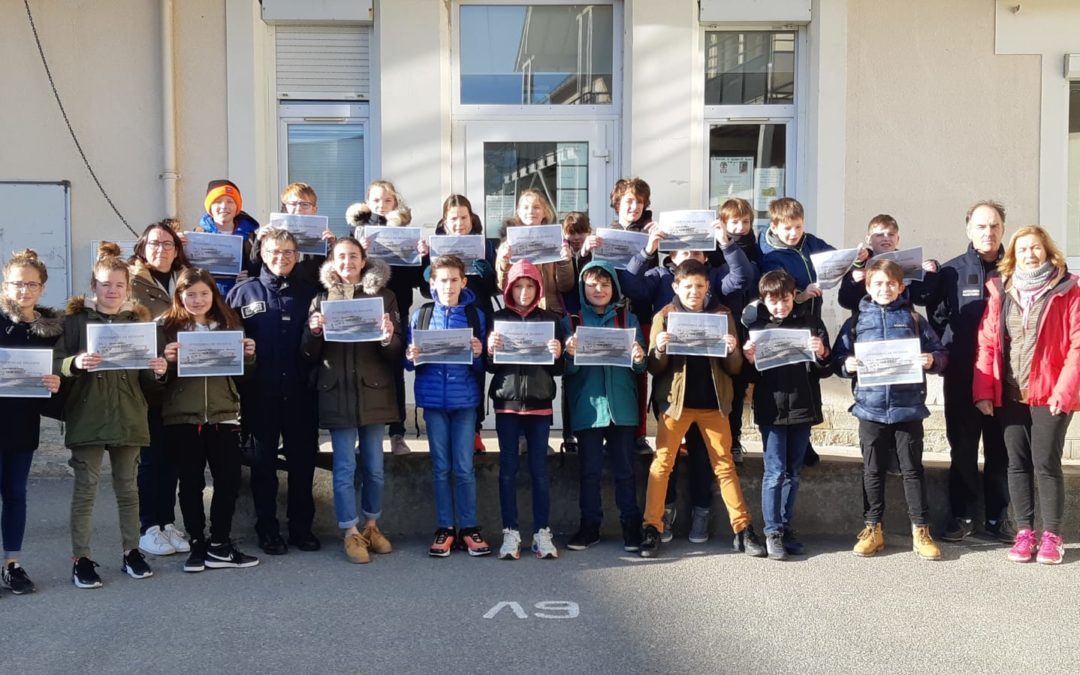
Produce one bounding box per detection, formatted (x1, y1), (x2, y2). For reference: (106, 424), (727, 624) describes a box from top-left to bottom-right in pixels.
(645, 229), (666, 256)
(417, 239), (430, 257)
(565, 334), (577, 357)
(852, 269), (866, 283)
(855, 247), (871, 263)
(547, 338), (562, 359)
(42, 373), (61, 393)
(712, 219), (730, 247)
(308, 312), (324, 335)
(75, 352), (101, 371)
(235, 270), (250, 283)
(380, 313), (394, 342)
(497, 242), (512, 266)
(560, 242), (573, 262)
(321, 230), (337, 248)
(406, 344), (420, 362)
(243, 338), (256, 356)
(810, 336), (827, 358)
(923, 259), (939, 273)
(358, 235), (371, 250)
(742, 340), (756, 362)
(177, 231), (189, 247)
(920, 353), (934, 370)
(796, 284), (822, 303)
(581, 234), (603, 255)
(163, 341), (179, 363)
(975, 400), (994, 416)
(655, 331), (672, 353)
(844, 356), (859, 373)
(631, 342), (645, 364)
(149, 357), (168, 377)
(722, 334), (737, 354)
(487, 332), (503, 355)
(470, 336), (483, 357)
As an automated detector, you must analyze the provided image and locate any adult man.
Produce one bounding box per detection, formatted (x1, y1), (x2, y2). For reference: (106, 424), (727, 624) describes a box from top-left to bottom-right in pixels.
(928, 201), (1011, 542)
(227, 230), (320, 555)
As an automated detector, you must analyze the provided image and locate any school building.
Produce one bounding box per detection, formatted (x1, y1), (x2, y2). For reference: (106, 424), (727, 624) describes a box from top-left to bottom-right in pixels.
(3, 0), (1079, 448)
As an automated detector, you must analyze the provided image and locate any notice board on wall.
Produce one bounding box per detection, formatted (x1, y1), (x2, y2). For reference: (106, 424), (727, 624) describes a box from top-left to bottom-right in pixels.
(0, 181), (72, 308)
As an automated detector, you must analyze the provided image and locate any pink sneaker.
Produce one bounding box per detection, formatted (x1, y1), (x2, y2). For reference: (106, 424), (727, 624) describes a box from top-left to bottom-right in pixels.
(1007, 528), (1037, 562)
(1036, 531), (1064, 565)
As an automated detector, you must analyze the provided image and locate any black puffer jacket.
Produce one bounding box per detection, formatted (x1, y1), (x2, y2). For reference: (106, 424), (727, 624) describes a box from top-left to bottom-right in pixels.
(0, 297), (64, 451)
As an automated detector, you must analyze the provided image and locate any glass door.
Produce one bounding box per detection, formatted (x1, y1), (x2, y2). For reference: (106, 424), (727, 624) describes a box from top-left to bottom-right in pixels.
(707, 120), (794, 235)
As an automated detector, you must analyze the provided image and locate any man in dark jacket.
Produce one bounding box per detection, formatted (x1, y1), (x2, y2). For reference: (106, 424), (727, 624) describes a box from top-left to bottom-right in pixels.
(925, 200), (1010, 542)
(226, 230), (320, 555)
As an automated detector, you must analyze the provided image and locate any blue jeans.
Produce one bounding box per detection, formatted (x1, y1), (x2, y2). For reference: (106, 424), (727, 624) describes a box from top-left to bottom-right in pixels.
(760, 423), (811, 534)
(329, 425), (386, 530)
(495, 413), (551, 531)
(1, 451), (34, 555)
(424, 408), (478, 529)
(576, 425), (640, 527)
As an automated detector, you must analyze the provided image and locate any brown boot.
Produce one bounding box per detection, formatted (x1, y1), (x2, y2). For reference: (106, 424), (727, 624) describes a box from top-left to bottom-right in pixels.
(912, 524), (941, 561)
(344, 532), (370, 564)
(363, 524), (393, 555)
(853, 522), (884, 557)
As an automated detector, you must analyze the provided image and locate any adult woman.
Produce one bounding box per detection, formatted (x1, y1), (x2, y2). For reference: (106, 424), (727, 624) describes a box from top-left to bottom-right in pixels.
(0, 250), (62, 594)
(129, 221), (192, 557)
(973, 225), (1080, 565)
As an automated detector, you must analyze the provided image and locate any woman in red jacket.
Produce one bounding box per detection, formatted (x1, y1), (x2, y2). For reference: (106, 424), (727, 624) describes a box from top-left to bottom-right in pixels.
(973, 225), (1080, 565)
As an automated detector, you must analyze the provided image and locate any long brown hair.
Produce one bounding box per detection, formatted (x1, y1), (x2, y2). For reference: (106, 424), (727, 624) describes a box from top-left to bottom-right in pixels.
(998, 225), (1067, 280)
(160, 268), (240, 338)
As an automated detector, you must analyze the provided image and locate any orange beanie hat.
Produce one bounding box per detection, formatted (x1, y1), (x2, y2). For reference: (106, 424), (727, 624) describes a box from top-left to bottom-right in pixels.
(204, 179), (243, 214)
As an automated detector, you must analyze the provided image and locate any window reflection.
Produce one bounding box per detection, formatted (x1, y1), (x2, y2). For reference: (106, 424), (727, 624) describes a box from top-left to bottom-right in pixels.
(287, 124), (365, 235)
(482, 141), (589, 229)
(705, 32), (795, 105)
(708, 124), (786, 228)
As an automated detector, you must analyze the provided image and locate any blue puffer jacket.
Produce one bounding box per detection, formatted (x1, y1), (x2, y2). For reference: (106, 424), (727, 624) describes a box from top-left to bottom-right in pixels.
(832, 296), (948, 424)
(406, 286), (487, 411)
(758, 228), (835, 318)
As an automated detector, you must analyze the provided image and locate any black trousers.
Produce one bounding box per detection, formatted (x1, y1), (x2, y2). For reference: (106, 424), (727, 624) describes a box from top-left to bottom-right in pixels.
(944, 373), (1009, 522)
(137, 407), (177, 532)
(728, 369), (750, 445)
(246, 395), (318, 538)
(999, 399), (1070, 534)
(664, 424), (716, 511)
(165, 423), (242, 544)
(858, 419), (929, 525)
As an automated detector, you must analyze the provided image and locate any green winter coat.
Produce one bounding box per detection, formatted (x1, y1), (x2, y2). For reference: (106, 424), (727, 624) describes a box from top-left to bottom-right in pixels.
(159, 323), (255, 426)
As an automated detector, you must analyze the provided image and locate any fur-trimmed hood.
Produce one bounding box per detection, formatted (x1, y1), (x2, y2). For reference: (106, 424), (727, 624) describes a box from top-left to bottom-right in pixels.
(319, 257), (392, 297)
(65, 295), (153, 322)
(346, 202), (412, 227)
(0, 296), (64, 337)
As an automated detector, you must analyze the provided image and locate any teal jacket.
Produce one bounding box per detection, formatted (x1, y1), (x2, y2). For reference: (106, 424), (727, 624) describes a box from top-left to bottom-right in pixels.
(560, 260), (647, 432)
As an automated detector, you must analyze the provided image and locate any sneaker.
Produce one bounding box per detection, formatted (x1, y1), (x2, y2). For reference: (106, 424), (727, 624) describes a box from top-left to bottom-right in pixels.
(428, 528), (456, 558)
(138, 525), (175, 556)
(499, 528), (522, 560)
(121, 549), (153, 579)
(287, 532), (322, 552)
(639, 526), (660, 558)
(206, 542), (260, 569)
(458, 528), (492, 557)
(765, 531), (787, 560)
(733, 524), (767, 557)
(781, 527), (805, 556)
(622, 524), (643, 552)
(2, 562), (36, 594)
(688, 507), (711, 544)
(984, 518), (1016, 544)
(731, 443), (744, 465)
(184, 540), (207, 573)
(802, 444), (820, 467)
(853, 522), (885, 557)
(362, 525), (393, 555)
(635, 437), (653, 455)
(661, 504), (676, 544)
(940, 518), (975, 542)
(531, 527), (559, 559)
(162, 524), (191, 553)
(912, 525), (941, 560)
(1007, 528), (1038, 563)
(72, 557), (103, 589)
(257, 531), (288, 556)
(1036, 531), (1065, 565)
(559, 439), (579, 454)
(344, 532), (371, 564)
(567, 524), (601, 551)
(390, 434), (411, 456)
(474, 432), (486, 454)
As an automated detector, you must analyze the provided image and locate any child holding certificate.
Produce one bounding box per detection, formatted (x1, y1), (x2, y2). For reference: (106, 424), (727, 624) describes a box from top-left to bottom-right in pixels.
(496, 189), (575, 315)
(56, 243), (169, 589)
(196, 179), (260, 295)
(837, 214), (939, 313)
(831, 259), (947, 560)
(485, 260), (565, 560)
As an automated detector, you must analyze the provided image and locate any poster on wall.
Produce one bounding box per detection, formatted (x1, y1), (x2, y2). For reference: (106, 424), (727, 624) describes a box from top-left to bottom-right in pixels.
(710, 156), (755, 207)
(753, 168), (785, 212)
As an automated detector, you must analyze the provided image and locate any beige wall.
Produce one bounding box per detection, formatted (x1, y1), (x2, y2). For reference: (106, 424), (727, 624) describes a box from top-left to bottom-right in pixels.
(844, 0), (1040, 256)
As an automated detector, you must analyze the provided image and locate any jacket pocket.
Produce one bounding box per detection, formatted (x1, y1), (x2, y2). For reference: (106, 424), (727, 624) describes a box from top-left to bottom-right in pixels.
(317, 368), (339, 392)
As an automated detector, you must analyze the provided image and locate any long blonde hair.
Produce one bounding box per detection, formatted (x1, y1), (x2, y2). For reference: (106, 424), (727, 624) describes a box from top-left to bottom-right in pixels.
(998, 225), (1067, 280)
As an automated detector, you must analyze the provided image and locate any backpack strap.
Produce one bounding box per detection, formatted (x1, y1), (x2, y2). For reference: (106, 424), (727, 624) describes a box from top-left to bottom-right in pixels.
(417, 302), (435, 330)
(464, 303), (482, 341)
(418, 300), (481, 340)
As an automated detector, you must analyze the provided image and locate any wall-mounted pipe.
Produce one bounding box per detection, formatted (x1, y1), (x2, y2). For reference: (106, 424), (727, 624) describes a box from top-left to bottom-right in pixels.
(160, 0), (179, 218)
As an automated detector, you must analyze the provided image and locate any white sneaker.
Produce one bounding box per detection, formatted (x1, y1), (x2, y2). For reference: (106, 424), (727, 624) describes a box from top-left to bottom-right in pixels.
(499, 528), (521, 560)
(138, 525), (176, 556)
(162, 524), (191, 553)
(531, 527), (559, 559)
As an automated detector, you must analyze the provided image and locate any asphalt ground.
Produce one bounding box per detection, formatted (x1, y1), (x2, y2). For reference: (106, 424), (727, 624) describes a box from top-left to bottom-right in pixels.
(2, 479), (1079, 674)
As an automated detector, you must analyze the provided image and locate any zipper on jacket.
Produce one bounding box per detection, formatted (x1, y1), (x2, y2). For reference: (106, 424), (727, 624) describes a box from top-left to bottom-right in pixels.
(203, 376), (209, 424)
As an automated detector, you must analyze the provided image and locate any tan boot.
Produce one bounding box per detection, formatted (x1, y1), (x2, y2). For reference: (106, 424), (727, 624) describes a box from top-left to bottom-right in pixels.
(912, 524), (941, 561)
(363, 524), (393, 555)
(344, 532), (370, 564)
(853, 522), (884, 557)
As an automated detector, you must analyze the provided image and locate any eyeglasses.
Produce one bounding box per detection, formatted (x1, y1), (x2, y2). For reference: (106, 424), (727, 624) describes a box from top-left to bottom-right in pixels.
(4, 281), (42, 291)
(285, 201), (315, 209)
(264, 249), (298, 259)
(146, 241), (176, 250)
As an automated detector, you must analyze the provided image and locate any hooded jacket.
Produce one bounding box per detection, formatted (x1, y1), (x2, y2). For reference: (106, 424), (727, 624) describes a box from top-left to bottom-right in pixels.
(302, 258), (403, 428)
(560, 260), (647, 431)
(129, 257), (179, 319)
(159, 322), (255, 426)
(486, 260), (565, 413)
(832, 296), (947, 424)
(758, 228), (836, 318)
(54, 296), (160, 448)
(349, 202), (424, 319)
(0, 298), (64, 452)
(406, 285), (487, 411)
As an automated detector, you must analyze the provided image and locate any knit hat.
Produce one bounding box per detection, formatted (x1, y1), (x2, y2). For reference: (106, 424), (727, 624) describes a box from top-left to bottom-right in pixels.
(204, 179), (243, 214)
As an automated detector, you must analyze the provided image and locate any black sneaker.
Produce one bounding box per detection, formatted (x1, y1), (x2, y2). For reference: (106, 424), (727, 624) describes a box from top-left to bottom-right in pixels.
(731, 443), (744, 465)
(206, 542), (260, 569)
(184, 540), (207, 573)
(940, 518), (975, 542)
(802, 444), (820, 467)
(2, 562), (36, 594)
(72, 557), (103, 589)
(622, 523), (643, 552)
(122, 549), (153, 579)
(765, 531), (787, 560)
(257, 531), (289, 555)
(287, 532), (321, 552)
(782, 527), (805, 556)
(559, 439), (579, 454)
(567, 524), (601, 551)
(733, 524), (767, 558)
(639, 526), (661, 558)
(984, 519), (1016, 544)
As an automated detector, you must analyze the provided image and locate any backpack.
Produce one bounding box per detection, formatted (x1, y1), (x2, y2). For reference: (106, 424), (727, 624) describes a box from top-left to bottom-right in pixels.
(415, 301), (482, 340)
(567, 301), (630, 332)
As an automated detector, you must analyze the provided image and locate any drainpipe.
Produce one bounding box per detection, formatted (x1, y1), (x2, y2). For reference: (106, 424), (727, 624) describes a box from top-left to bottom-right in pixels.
(160, 0), (179, 219)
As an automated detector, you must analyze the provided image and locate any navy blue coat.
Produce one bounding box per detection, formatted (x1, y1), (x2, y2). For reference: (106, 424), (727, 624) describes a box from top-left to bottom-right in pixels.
(406, 286), (487, 411)
(832, 297), (948, 424)
(758, 229), (835, 318)
(925, 243), (1003, 379)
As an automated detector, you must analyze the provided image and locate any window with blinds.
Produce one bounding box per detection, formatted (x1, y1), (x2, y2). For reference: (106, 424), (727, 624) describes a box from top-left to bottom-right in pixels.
(275, 25), (371, 100)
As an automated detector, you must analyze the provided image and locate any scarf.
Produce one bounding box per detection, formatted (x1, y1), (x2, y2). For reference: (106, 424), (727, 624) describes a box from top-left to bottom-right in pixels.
(765, 228), (803, 252)
(1010, 260), (1055, 293)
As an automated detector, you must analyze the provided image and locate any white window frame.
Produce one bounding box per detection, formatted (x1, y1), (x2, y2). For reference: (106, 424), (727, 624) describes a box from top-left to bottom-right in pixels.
(276, 101), (371, 209)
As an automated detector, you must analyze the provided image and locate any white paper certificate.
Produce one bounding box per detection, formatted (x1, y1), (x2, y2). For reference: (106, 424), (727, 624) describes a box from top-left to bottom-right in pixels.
(666, 312), (729, 357)
(507, 225), (565, 265)
(854, 338), (923, 387)
(268, 213), (329, 256)
(86, 322), (158, 371)
(0, 348), (52, 398)
(428, 235), (486, 268)
(177, 330), (244, 377)
(869, 246), (925, 282)
(593, 229), (649, 270)
(810, 247), (861, 290)
(574, 327), (635, 368)
(658, 210), (716, 252)
(413, 328), (474, 365)
(185, 232), (244, 276)
(492, 321), (554, 365)
(321, 297), (385, 343)
(748, 328), (815, 371)
(361, 226), (423, 266)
